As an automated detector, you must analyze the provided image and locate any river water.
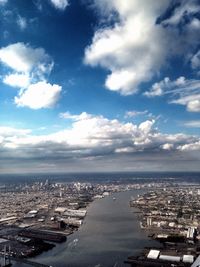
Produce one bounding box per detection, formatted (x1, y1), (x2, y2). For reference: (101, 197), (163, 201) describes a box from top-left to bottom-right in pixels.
(13, 190), (157, 267)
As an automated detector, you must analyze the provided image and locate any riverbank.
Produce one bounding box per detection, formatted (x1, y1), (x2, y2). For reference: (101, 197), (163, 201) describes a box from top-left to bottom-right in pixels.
(10, 189), (158, 267)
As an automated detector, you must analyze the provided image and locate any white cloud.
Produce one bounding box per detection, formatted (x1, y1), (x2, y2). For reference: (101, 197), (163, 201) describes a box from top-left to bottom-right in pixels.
(3, 73), (30, 88)
(17, 15), (27, 30)
(0, 126), (31, 137)
(160, 0), (200, 27)
(84, 0), (200, 95)
(159, 0), (200, 55)
(50, 0), (69, 10)
(189, 18), (200, 30)
(85, 0), (169, 95)
(115, 147), (135, 153)
(171, 95), (200, 113)
(144, 76), (187, 97)
(105, 70), (140, 95)
(0, 42), (53, 74)
(58, 112), (199, 154)
(59, 111), (76, 120)
(186, 99), (200, 112)
(0, 112), (199, 155)
(191, 50), (200, 69)
(144, 76), (200, 112)
(178, 141), (200, 151)
(0, 113), (199, 172)
(0, 43), (62, 109)
(125, 110), (148, 118)
(14, 81), (62, 109)
(144, 77), (171, 97)
(59, 111), (91, 121)
(138, 120), (155, 135)
(184, 120), (200, 128)
(161, 143), (174, 150)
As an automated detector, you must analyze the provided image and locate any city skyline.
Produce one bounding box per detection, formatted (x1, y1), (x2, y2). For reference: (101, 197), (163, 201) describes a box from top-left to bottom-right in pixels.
(0, 0), (200, 173)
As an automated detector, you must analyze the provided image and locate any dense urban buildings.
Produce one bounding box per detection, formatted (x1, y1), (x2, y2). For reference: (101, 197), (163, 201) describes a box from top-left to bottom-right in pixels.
(1, 177), (200, 266)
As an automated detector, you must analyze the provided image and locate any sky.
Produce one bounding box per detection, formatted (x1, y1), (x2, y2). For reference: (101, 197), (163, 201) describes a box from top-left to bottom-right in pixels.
(0, 0), (200, 174)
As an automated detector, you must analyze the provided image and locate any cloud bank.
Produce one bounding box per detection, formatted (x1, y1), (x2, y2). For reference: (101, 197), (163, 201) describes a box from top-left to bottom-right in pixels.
(0, 113), (199, 173)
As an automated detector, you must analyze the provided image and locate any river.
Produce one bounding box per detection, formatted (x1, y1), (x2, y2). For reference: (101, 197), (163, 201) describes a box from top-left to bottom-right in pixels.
(12, 189), (157, 267)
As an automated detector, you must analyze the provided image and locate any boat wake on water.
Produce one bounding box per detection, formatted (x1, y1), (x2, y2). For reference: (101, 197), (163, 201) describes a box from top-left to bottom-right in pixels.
(67, 238), (79, 250)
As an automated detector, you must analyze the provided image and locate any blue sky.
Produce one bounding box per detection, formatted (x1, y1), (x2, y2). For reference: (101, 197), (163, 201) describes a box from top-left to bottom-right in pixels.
(0, 0), (200, 173)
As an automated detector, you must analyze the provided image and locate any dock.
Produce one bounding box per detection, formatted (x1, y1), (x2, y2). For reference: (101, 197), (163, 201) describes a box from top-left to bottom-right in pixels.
(124, 257), (190, 266)
(0, 252), (52, 267)
(8, 256), (52, 267)
(19, 229), (66, 243)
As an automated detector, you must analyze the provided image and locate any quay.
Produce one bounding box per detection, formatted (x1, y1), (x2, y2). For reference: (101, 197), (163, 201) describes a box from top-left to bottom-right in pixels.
(0, 253), (52, 267)
(19, 229), (66, 243)
(8, 256), (52, 267)
(124, 256), (191, 267)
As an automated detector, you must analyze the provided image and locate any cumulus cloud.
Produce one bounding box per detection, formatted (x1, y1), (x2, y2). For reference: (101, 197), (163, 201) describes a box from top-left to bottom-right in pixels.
(178, 141), (200, 151)
(191, 50), (200, 70)
(49, 0), (69, 10)
(84, 0), (200, 95)
(84, 0), (169, 95)
(48, 115), (198, 155)
(3, 73), (30, 88)
(0, 42), (61, 109)
(15, 81), (62, 109)
(185, 100), (200, 112)
(144, 76), (200, 112)
(0, 112), (199, 172)
(0, 42), (53, 74)
(0, 112), (199, 157)
(161, 143), (174, 150)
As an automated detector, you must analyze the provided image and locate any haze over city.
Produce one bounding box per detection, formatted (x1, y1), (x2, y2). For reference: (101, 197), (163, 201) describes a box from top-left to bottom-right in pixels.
(0, 0), (200, 173)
